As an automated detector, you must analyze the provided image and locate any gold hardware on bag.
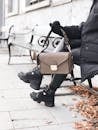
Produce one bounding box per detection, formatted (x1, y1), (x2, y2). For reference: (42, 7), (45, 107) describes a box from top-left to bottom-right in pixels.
(50, 65), (58, 71)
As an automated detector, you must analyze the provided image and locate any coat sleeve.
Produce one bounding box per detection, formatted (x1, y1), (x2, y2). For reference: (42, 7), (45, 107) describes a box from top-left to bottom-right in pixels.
(62, 26), (81, 39)
(55, 22), (84, 39)
(63, 23), (84, 48)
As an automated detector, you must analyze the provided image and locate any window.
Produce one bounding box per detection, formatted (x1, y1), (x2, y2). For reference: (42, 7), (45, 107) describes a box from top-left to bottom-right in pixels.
(26, 0), (38, 6)
(7, 0), (19, 16)
(8, 0), (13, 13)
(25, 0), (50, 12)
(52, 0), (72, 6)
(25, 0), (47, 6)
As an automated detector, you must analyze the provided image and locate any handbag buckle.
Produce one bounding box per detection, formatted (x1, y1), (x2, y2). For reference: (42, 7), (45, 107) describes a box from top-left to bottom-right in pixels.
(50, 65), (58, 71)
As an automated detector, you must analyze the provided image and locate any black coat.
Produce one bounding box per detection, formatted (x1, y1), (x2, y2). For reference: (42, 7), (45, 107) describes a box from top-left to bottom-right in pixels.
(63, 0), (98, 82)
(80, 0), (98, 81)
(53, 0), (98, 82)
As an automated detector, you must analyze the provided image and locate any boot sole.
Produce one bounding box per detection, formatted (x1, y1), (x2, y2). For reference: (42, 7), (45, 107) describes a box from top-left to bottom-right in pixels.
(45, 101), (54, 107)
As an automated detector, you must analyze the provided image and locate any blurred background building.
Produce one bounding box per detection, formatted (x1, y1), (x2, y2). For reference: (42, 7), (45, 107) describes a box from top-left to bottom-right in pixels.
(0, 0), (92, 30)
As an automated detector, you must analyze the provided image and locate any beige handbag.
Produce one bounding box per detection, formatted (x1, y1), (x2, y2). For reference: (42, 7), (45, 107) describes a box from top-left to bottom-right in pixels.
(38, 52), (73, 74)
(38, 29), (74, 74)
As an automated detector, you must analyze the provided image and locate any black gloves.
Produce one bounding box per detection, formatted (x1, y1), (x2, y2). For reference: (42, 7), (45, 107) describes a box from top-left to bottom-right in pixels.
(50, 21), (82, 39)
(50, 21), (63, 36)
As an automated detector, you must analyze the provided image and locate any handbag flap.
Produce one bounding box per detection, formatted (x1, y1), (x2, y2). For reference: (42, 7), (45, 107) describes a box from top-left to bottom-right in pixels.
(39, 52), (71, 66)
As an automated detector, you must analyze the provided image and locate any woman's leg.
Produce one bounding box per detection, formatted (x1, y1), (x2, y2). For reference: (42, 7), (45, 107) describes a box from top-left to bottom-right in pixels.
(30, 47), (81, 107)
(49, 74), (67, 91)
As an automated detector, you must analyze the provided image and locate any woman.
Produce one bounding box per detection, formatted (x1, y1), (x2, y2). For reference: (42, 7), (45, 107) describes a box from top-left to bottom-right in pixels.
(19, 0), (97, 107)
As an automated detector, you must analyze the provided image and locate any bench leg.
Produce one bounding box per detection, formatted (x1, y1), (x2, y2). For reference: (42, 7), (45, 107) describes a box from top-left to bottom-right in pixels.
(88, 78), (93, 88)
(71, 70), (76, 86)
(8, 44), (11, 64)
(29, 50), (34, 61)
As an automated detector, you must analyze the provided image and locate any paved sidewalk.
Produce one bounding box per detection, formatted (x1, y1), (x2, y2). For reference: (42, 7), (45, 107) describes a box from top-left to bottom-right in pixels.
(0, 54), (86, 130)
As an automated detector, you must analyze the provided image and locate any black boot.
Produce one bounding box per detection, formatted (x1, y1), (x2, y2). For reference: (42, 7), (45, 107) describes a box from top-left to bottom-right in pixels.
(18, 67), (43, 90)
(30, 74), (66, 106)
(30, 88), (55, 107)
(18, 71), (33, 83)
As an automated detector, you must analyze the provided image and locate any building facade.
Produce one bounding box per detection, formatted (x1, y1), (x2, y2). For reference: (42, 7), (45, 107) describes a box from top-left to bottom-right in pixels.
(0, 0), (4, 28)
(0, 0), (92, 53)
(4, 0), (92, 30)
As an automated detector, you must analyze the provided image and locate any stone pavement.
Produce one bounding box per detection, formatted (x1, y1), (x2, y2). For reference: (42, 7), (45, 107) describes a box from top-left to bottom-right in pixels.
(0, 53), (88, 130)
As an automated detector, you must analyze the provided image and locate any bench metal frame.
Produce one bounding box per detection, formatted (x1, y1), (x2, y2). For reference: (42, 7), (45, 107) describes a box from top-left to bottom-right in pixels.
(8, 30), (34, 64)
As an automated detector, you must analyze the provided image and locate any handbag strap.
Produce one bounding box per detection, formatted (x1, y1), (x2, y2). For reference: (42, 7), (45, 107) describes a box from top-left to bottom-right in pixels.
(60, 28), (72, 53)
(36, 28), (53, 66)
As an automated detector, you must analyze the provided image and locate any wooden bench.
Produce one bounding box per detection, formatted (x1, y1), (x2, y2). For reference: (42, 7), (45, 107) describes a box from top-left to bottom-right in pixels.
(7, 27), (35, 64)
(0, 25), (14, 49)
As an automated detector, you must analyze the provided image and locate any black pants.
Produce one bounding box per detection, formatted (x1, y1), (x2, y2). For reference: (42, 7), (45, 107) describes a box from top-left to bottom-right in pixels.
(49, 47), (80, 91)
